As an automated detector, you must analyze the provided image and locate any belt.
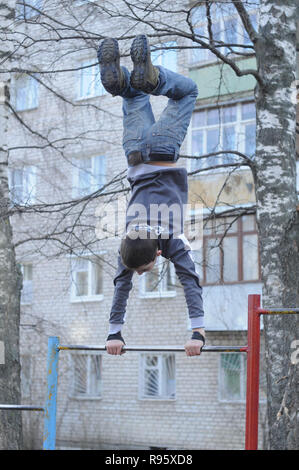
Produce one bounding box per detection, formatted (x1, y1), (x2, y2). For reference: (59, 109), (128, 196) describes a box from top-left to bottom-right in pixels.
(128, 151), (175, 166)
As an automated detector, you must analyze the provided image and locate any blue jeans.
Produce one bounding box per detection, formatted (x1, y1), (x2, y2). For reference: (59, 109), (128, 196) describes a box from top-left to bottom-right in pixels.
(120, 66), (198, 164)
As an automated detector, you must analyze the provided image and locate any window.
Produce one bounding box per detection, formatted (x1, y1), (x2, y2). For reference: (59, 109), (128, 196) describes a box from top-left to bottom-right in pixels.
(190, 2), (258, 64)
(219, 353), (246, 401)
(75, 0), (96, 5)
(140, 354), (175, 400)
(9, 166), (37, 205)
(16, 0), (43, 20)
(139, 258), (176, 298)
(71, 353), (102, 398)
(191, 102), (256, 171)
(78, 59), (106, 99)
(72, 155), (105, 198)
(151, 41), (177, 73)
(20, 264), (33, 305)
(70, 257), (103, 301)
(13, 74), (39, 111)
(21, 355), (31, 398)
(193, 214), (260, 285)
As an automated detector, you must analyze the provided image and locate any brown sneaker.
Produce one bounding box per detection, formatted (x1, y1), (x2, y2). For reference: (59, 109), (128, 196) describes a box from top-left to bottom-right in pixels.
(97, 38), (125, 96)
(130, 34), (159, 93)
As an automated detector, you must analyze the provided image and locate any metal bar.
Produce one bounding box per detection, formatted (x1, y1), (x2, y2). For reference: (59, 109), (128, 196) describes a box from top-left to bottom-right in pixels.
(43, 336), (60, 451)
(58, 344), (247, 353)
(0, 404), (44, 411)
(258, 308), (299, 315)
(245, 294), (261, 450)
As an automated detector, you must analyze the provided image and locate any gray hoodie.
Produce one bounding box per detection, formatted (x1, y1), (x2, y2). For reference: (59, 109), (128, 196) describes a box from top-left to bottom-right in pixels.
(109, 164), (204, 333)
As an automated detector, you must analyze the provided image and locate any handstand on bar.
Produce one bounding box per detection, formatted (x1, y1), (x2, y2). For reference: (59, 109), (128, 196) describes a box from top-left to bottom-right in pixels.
(97, 35), (204, 357)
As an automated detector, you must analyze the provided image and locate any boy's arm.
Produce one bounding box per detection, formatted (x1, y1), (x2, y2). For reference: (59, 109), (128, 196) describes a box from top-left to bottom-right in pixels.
(106, 253), (133, 355)
(166, 237), (205, 355)
(167, 237), (204, 328)
(108, 253), (134, 335)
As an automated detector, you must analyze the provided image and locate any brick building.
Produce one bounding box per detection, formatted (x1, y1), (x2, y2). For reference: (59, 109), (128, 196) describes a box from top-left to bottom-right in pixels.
(8, 0), (268, 449)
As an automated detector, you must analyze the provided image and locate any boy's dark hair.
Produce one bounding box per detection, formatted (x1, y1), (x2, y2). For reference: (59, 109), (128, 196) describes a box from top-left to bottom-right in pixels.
(120, 230), (159, 269)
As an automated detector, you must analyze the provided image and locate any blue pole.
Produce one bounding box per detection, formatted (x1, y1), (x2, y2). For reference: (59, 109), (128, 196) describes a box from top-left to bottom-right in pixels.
(43, 336), (59, 450)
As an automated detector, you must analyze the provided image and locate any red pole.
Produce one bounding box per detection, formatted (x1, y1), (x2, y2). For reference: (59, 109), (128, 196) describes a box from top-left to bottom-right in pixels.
(245, 294), (261, 450)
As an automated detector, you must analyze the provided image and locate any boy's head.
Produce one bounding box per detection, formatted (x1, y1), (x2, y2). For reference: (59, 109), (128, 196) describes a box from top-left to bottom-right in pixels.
(120, 228), (162, 275)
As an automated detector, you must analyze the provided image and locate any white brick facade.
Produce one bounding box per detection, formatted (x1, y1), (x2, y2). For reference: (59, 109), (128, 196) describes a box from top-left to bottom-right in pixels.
(9, 1), (266, 450)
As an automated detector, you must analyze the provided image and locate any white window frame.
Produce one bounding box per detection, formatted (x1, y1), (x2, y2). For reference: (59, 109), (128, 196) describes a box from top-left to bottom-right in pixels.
(139, 354), (176, 401)
(12, 73), (39, 112)
(139, 257), (176, 299)
(8, 165), (37, 205)
(72, 155), (106, 198)
(218, 352), (247, 403)
(75, 0), (97, 5)
(20, 263), (33, 305)
(70, 256), (104, 302)
(151, 41), (177, 73)
(69, 351), (102, 400)
(189, 3), (258, 66)
(189, 100), (256, 174)
(21, 355), (32, 398)
(77, 58), (106, 100)
(16, 0), (43, 20)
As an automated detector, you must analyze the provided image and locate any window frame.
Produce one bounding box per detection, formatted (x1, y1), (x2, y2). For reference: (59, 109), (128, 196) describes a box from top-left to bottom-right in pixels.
(77, 58), (106, 100)
(151, 41), (177, 73)
(20, 263), (33, 305)
(12, 73), (39, 112)
(15, 0), (43, 20)
(139, 257), (176, 299)
(70, 256), (104, 302)
(189, 100), (256, 174)
(9, 165), (37, 205)
(72, 154), (106, 199)
(20, 354), (32, 399)
(74, 0), (97, 5)
(189, 3), (258, 66)
(218, 352), (247, 403)
(192, 214), (260, 286)
(69, 351), (102, 400)
(139, 353), (176, 401)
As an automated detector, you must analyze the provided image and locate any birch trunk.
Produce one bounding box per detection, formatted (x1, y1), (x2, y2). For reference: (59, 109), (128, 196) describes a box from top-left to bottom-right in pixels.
(0, 0), (23, 449)
(254, 0), (299, 449)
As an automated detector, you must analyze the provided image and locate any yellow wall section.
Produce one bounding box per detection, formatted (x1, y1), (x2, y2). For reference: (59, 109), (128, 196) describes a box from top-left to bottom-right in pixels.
(188, 170), (255, 207)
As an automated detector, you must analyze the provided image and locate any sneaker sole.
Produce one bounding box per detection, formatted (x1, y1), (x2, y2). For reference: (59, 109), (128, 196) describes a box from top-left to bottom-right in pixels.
(97, 38), (122, 95)
(130, 35), (151, 90)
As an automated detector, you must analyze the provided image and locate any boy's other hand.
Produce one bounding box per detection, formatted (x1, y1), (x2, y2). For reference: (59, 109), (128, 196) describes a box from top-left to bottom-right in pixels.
(184, 338), (204, 357)
(106, 339), (126, 355)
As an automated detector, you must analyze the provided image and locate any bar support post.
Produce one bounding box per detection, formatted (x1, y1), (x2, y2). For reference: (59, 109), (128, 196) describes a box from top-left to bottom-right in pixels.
(245, 295), (261, 450)
(43, 336), (59, 450)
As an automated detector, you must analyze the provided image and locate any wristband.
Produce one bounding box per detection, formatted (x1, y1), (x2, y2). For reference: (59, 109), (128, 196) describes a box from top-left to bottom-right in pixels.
(106, 332), (125, 344)
(191, 331), (205, 351)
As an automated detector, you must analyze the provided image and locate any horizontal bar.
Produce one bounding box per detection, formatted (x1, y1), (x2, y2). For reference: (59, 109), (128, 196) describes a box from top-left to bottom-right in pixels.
(59, 344), (247, 353)
(258, 308), (299, 315)
(0, 404), (44, 411)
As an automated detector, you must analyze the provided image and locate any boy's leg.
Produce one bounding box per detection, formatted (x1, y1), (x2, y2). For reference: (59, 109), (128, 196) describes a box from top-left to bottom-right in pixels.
(98, 38), (155, 166)
(120, 68), (156, 165)
(130, 35), (198, 162)
(147, 65), (198, 161)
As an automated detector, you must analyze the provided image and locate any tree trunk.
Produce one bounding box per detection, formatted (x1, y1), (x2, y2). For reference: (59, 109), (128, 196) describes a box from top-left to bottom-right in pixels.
(0, 0), (23, 450)
(254, 0), (299, 449)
